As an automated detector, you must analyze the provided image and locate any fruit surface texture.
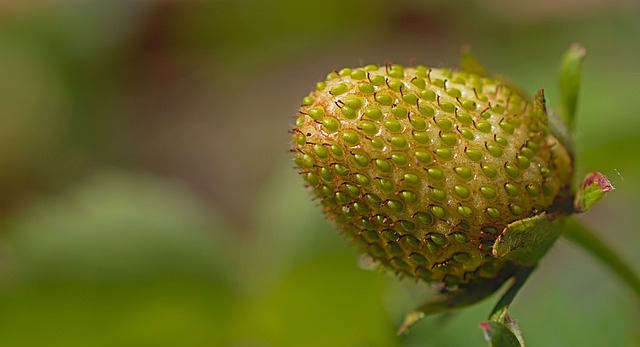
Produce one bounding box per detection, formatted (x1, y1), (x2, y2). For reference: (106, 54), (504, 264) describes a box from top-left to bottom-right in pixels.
(291, 64), (572, 286)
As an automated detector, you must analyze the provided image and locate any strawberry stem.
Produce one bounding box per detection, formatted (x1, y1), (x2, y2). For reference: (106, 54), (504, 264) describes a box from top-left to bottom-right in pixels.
(563, 219), (640, 298)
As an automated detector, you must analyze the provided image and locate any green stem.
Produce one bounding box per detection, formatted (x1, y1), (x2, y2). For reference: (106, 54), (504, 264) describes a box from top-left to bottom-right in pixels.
(562, 219), (640, 299)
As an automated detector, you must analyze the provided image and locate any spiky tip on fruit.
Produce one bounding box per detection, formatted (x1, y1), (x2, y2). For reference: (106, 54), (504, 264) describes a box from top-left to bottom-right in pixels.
(291, 63), (573, 287)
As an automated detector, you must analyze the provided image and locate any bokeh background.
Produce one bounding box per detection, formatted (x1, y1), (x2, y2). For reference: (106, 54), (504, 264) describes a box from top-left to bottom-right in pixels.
(0, 0), (639, 346)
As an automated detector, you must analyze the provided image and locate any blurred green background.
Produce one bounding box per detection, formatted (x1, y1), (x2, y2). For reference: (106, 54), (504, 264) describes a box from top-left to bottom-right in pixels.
(0, 0), (639, 346)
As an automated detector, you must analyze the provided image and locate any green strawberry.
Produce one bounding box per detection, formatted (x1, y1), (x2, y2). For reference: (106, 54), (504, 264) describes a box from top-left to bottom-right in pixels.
(290, 46), (640, 345)
(291, 63), (573, 287)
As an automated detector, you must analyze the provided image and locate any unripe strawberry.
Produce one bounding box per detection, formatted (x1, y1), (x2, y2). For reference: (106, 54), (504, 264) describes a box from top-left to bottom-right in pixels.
(291, 64), (572, 287)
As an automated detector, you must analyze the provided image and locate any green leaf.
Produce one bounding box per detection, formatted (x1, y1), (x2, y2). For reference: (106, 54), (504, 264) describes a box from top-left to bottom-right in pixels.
(480, 321), (523, 347)
(558, 43), (586, 130)
(574, 171), (613, 213)
(492, 213), (560, 267)
(493, 311), (525, 346)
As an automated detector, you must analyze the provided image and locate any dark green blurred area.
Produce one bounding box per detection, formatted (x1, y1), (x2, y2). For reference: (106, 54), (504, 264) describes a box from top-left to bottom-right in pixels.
(0, 1), (639, 346)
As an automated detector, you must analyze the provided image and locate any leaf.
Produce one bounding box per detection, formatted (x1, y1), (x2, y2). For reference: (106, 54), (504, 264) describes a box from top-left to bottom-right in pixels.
(492, 213), (560, 267)
(495, 312), (525, 346)
(480, 321), (523, 347)
(573, 171), (613, 213)
(558, 43), (586, 130)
